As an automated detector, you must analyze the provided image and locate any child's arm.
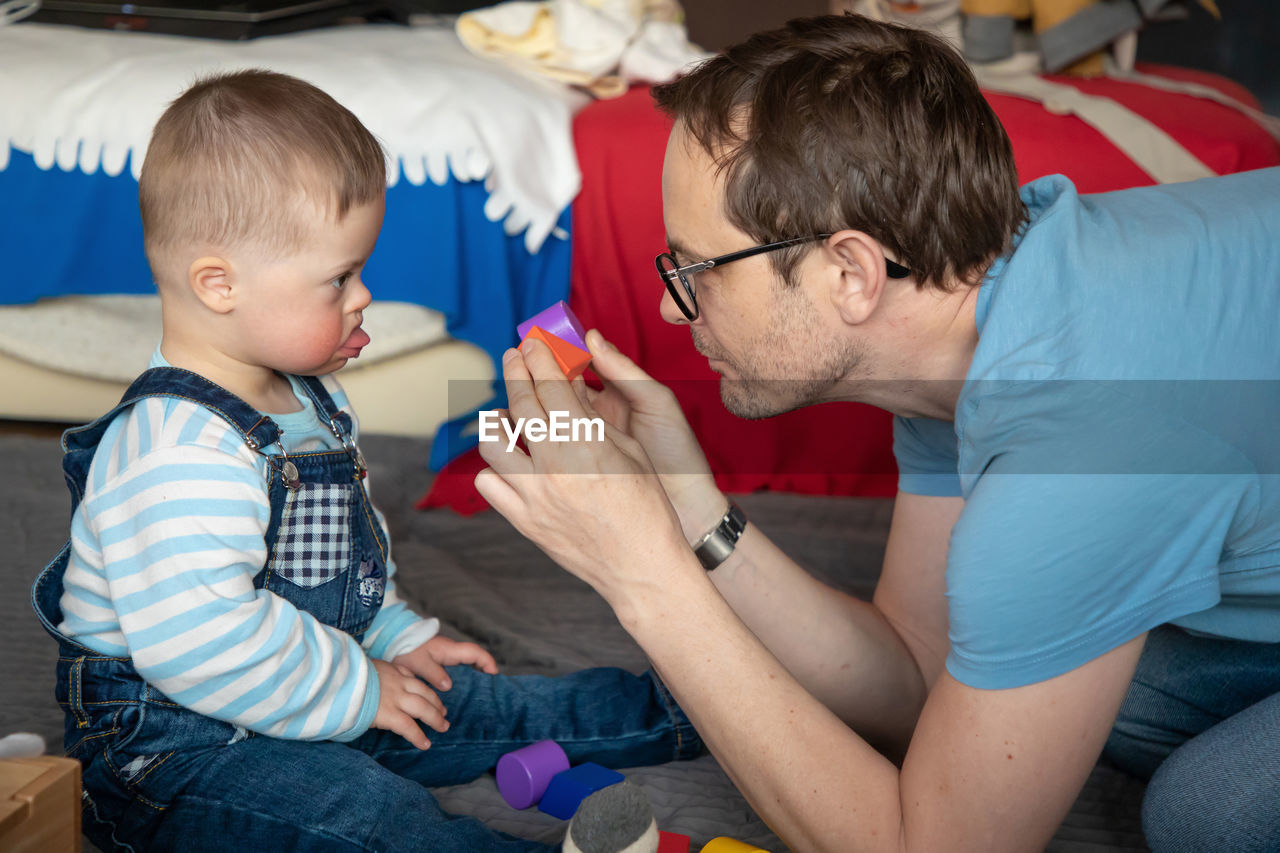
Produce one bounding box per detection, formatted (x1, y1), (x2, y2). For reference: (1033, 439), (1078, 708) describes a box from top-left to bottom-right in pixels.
(84, 438), (381, 742)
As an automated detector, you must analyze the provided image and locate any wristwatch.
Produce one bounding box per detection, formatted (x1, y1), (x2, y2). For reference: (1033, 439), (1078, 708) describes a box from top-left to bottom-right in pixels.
(693, 501), (748, 570)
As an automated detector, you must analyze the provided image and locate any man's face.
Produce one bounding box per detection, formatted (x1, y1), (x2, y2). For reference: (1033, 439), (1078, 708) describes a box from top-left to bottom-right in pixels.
(659, 125), (862, 419)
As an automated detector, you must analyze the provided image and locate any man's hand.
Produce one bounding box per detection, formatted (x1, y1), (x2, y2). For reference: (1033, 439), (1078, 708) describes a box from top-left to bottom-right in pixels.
(392, 635), (499, 693)
(573, 330), (727, 544)
(370, 659), (448, 750)
(476, 337), (698, 612)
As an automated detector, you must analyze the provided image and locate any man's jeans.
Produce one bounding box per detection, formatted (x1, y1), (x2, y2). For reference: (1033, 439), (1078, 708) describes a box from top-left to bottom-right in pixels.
(70, 662), (701, 852)
(1104, 624), (1280, 852)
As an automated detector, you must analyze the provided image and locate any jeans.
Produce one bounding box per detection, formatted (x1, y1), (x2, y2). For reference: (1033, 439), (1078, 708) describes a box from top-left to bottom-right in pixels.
(71, 661), (702, 852)
(1103, 624), (1280, 852)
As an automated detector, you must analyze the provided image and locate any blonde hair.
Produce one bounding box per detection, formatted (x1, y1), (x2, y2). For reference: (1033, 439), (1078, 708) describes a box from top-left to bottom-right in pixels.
(139, 69), (386, 284)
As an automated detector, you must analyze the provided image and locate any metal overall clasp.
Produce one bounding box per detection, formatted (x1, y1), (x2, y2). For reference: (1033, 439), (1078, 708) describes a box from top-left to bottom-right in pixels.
(245, 431), (301, 490)
(328, 418), (368, 480)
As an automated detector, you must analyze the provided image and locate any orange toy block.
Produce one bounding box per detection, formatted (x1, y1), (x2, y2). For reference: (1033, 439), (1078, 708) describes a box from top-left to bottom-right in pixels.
(520, 326), (592, 380)
(658, 830), (692, 853)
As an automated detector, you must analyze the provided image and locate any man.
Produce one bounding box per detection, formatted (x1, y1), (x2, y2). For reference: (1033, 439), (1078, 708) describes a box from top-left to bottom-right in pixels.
(476, 14), (1280, 852)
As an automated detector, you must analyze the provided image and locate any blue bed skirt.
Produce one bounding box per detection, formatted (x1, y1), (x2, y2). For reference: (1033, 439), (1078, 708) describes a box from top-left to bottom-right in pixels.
(0, 148), (573, 467)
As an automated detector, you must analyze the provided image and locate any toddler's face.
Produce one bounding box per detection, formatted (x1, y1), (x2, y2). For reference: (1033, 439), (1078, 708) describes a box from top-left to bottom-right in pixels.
(233, 199), (383, 376)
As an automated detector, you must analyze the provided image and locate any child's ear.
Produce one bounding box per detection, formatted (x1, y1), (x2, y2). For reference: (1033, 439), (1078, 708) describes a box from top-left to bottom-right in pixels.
(188, 256), (234, 313)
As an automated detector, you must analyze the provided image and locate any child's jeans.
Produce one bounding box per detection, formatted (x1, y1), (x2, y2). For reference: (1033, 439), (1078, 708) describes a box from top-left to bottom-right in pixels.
(63, 655), (700, 852)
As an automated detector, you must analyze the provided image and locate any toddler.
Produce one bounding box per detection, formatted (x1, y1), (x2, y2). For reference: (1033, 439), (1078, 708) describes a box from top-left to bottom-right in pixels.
(32, 69), (700, 852)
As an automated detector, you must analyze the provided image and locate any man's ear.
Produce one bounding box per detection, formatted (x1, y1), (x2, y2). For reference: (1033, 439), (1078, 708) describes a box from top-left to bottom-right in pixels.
(188, 256), (235, 313)
(823, 230), (890, 326)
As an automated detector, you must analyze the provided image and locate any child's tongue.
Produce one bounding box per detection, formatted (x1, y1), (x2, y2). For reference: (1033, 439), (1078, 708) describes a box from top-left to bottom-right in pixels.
(344, 327), (371, 350)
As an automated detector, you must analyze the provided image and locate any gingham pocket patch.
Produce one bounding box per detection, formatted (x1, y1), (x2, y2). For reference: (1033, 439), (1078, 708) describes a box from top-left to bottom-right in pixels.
(270, 483), (353, 588)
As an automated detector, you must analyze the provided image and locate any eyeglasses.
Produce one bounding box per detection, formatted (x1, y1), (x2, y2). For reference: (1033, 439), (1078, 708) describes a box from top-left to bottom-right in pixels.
(655, 235), (912, 321)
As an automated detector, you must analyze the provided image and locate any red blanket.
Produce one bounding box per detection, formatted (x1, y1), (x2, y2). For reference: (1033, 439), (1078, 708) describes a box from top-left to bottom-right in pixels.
(422, 65), (1279, 514)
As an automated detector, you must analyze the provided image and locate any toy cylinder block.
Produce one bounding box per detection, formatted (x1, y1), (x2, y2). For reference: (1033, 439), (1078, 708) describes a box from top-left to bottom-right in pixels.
(517, 300), (588, 353)
(495, 740), (570, 810)
(537, 762), (625, 820)
(700, 839), (769, 853)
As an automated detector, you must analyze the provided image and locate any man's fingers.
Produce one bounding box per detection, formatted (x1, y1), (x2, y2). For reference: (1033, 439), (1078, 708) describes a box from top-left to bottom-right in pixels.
(477, 424), (534, 477)
(518, 338), (589, 418)
(475, 466), (528, 521)
(584, 329), (655, 385)
(502, 347), (549, 425)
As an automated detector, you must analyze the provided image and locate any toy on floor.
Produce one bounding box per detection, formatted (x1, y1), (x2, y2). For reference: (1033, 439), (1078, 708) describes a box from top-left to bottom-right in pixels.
(495, 739), (570, 809)
(657, 830), (692, 853)
(516, 301), (592, 379)
(563, 781), (659, 853)
(494, 740), (624, 819)
(538, 761), (626, 819)
(699, 838), (769, 852)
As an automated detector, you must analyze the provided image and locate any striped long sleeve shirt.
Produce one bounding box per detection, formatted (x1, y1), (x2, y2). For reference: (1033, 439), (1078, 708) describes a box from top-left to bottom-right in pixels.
(57, 363), (438, 742)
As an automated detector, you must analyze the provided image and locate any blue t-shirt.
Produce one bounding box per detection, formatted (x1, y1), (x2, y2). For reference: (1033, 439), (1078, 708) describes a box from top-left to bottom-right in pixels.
(894, 169), (1280, 689)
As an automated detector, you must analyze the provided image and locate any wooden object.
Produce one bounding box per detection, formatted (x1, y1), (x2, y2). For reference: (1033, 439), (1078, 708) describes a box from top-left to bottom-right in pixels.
(0, 756), (82, 853)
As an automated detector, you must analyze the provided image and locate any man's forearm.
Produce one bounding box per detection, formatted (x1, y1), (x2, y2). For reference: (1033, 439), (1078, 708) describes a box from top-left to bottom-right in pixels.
(706, 524), (928, 758)
(616, 550), (908, 852)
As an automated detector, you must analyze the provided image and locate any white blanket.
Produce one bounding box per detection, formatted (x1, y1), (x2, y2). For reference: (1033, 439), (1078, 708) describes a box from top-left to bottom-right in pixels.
(0, 21), (586, 251)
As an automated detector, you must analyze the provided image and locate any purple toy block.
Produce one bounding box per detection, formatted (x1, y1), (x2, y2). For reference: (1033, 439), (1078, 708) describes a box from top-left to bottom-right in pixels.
(537, 762), (625, 820)
(496, 740), (571, 809)
(516, 301), (588, 353)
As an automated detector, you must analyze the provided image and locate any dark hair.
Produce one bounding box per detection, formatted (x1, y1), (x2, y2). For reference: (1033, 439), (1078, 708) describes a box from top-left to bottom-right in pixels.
(139, 69), (385, 283)
(652, 14), (1025, 290)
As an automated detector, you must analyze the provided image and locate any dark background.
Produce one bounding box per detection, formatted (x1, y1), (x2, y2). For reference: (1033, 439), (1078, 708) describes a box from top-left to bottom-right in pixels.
(682, 0), (1279, 114)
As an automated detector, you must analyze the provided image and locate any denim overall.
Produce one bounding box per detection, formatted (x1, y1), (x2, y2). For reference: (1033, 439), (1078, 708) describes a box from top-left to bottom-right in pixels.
(32, 367), (701, 852)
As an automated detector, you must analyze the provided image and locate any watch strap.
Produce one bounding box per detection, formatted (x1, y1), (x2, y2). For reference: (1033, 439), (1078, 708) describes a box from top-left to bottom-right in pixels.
(693, 501), (747, 570)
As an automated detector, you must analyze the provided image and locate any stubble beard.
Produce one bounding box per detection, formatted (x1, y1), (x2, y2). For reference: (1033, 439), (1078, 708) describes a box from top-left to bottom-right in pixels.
(693, 328), (863, 422)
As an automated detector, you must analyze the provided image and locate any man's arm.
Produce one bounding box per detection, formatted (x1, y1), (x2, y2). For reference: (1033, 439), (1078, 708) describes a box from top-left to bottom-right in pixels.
(704, 491), (960, 757)
(872, 492), (962, 690)
(627, 561), (1144, 852)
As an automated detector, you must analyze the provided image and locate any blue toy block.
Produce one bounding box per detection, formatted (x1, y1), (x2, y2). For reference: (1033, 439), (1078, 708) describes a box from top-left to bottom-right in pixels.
(536, 762), (625, 820)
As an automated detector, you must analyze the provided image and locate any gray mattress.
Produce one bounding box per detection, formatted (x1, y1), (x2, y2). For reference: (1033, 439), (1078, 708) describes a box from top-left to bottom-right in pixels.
(0, 433), (1149, 851)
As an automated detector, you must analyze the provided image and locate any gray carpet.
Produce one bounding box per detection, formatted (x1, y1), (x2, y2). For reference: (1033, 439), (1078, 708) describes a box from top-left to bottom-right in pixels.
(0, 432), (1149, 851)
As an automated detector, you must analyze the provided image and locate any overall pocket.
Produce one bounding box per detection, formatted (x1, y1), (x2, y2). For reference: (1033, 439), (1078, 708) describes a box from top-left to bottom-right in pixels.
(268, 483), (356, 589)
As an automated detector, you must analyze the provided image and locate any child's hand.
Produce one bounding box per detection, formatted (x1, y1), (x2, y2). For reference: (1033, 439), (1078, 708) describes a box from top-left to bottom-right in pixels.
(371, 659), (448, 750)
(391, 635), (499, 693)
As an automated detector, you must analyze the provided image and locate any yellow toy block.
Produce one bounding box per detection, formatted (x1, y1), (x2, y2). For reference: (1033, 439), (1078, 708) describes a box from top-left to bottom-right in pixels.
(700, 838), (769, 853)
